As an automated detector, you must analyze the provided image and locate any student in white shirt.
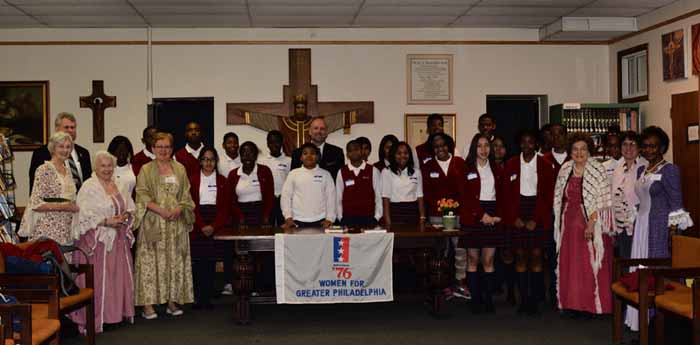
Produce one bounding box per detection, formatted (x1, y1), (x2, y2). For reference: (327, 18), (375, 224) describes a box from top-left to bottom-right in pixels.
(336, 140), (382, 227)
(373, 134), (399, 172)
(461, 113), (496, 159)
(260, 130), (291, 226)
(218, 132), (242, 177)
(107, 135), (137, 196)
(602, 132), (623, 178)
(381, 141), (425, 228)
(281, 143), (336, 229)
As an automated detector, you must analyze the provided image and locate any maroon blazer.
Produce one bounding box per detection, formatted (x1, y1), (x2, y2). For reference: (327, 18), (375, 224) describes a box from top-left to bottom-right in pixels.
(131, 150), (153, 178)
(421, 156), (466, 218)
(460, 162), (503, 226)
(542, 151), (570, 178)
(500, 155), (555, 230)
(189, 171), (231, 241)
(227, 164), (275, 222)
(174, 148), (200, 178)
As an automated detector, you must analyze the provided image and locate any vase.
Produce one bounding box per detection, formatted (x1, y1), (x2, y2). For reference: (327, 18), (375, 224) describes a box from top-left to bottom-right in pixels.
(442, 215), (457, 230)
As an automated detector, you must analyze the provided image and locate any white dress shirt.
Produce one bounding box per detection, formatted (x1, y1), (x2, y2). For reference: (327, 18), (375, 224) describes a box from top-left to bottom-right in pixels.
(520, 154), (538, 197)
(381, 167), (423, 202)
(603, 157), (624, 178)
(436, 155), (452, 175)
(185, 143), (203, 159)
(199, 172), (218, 205)
(477, 161), (496, 201)
(143, 148), (155, 159)
(261, 153), (291, 196)
(551, 149), (568, 165)
(335, 162), (383, 221)
(218, 152), (241, 177)
(281, 165), (336, 222)
(114, 163), (136, 196)
(235, 165), (263, 203)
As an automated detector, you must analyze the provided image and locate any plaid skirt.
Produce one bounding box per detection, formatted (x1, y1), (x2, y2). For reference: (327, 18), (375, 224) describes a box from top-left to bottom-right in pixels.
(509, 195), (552, 248)
(390, 201), (419, 225)
(238, 201), (264, 225)
(461, 201), (507, 248)
(190, 205), (228, 259)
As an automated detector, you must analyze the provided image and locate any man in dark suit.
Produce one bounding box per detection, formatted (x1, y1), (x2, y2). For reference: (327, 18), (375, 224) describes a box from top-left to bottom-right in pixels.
(29, 112), (92, 193)
(291, 117), (344, 181)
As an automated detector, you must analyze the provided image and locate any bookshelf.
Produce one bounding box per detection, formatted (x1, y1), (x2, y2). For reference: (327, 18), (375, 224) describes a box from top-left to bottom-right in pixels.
(0, 134), (19, 243)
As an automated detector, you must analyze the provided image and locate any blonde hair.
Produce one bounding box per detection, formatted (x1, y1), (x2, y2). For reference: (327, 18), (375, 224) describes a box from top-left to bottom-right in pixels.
(54, 112), (76, 128)
(47, 132), (73, 154)
(153, 132), (174, 146)
(93, 150), (117, 171)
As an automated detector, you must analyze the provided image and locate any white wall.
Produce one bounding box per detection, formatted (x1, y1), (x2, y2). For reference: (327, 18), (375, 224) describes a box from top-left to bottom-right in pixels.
(609, 0), (700, 161)
(1, 28), (611, 206)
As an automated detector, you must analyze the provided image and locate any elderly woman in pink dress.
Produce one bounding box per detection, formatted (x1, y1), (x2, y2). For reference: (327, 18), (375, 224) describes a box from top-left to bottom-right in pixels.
(70, 151), (135, 333)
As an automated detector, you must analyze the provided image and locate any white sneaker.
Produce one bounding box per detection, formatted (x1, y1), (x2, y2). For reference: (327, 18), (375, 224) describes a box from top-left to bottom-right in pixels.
(165, 308), (184, 316)
(141, 312), (158, 320)
(221, 283), (233, 296)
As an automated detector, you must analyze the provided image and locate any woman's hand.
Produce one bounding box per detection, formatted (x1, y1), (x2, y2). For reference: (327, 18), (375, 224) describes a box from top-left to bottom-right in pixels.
(321, 220), (333, 229)
(584, 219), (596, 241)
(201, 225), (215, 237)
(281, 218), (297, 230)
(168, 207), (182, 221)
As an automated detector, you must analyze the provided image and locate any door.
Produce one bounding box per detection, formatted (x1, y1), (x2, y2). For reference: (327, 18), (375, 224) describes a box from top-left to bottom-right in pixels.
(151, 97), (215, 152)
(486, 96), (542, 158)
(671, 90), (699, 237)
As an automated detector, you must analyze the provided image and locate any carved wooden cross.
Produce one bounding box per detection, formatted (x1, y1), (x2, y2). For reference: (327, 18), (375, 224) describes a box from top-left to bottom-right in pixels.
(227, 49), (374, 152)
(79, 80), (116, 143)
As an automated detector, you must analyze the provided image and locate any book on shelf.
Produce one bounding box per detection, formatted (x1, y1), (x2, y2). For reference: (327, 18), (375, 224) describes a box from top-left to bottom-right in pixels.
(0, 193), (12, 219)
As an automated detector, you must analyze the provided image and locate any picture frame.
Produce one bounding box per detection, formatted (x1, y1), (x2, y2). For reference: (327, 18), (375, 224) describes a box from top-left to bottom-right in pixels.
(661, 29), (686, 81)
(404, 113), (456, 149)
(407, 54), (453, 105)
(0, 81), (50, 151)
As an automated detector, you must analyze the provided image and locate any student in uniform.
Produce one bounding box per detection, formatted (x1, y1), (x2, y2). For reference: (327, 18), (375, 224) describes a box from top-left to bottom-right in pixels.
(413, 114), (458, 169)
(260, 130), (291, 226)
(132, 126), (157, 178)
(542, 124), (570, 177)
(461, 133), (504, 314)
(228, 141), (274, 227)
(355, 136), (372, 162)
(189, 147), (230, 309)
(374, 134), (399, 172)
(336, 140), (382, 228)
(174, 121), (204, 178)
(281, 142), (337, 229)
(421, 133), (465, 224)
(218, 132), (241, 178)
(501, 129), (555, 316)
(381, 141), (425, 227)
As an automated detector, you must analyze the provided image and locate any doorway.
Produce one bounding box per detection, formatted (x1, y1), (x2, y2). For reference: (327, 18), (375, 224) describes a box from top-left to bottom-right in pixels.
(150, 97), (215, 152)
(671, 90), (699, 237)
(486, 95), (547, 158)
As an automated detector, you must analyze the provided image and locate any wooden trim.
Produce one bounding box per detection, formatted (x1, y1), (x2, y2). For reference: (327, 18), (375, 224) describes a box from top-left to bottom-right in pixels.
(609, 8), (700, 44)
(617, 43), (649, 103)
(0, 40), (147, 46)
(0, 39), (609, 46)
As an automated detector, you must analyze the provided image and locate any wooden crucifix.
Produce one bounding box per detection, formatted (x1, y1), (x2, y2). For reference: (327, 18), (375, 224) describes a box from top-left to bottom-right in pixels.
(227, 48), (374, 154)
(79, 80), (116, 143)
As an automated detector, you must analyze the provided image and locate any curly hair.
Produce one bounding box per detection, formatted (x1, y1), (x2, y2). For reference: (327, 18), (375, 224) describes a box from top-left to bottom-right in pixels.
(567, 132), (595, 156)
(641, 126), (670, 154)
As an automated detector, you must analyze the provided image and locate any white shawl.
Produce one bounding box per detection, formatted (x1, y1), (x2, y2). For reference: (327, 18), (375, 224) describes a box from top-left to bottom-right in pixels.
(553, 158), (614, 313)
(75, 175), (136, 252)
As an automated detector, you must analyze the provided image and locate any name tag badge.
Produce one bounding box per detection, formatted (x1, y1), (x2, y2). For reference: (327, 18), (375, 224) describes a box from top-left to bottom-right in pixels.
(165, 176), (177, 184)
(510, 174), (517, 182)
(344, 179), (355, 187)
(251, 179), (260, 186)
(423, 157), (433, 164)
(277, 164), (287, 170)
(430, 172), (439, 178)
(313, 175), (324, 183)
(409, 176), (418, 184)
(650, 174), (662, 181)
(467, 173), (477, 180)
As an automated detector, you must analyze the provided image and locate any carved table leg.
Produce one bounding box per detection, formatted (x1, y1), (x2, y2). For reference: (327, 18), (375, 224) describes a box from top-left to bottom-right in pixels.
(233, 253), (255, 325)
(428, 249), (450, 317)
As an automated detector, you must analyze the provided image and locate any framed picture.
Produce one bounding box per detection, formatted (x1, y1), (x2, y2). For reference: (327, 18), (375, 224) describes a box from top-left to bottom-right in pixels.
(404, 113), (456, 149)
(0, 81), (50, 151)
(661, 29), (686, 81)
(407, 54), (453, 105)
(617, 44), (649, 103)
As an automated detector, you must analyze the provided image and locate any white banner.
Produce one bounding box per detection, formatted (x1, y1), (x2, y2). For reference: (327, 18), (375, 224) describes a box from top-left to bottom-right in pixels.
(275, 233), (394, 304)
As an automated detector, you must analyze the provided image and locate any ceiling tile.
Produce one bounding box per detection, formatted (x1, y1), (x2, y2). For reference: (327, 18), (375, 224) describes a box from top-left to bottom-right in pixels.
(252, 15), (353, 27)
(130, 0), (246, 4)
(36, 15), (146, 26)
(0, 5), (25, 15)
(249, 5), (357, 16)
(15, 5), (136, 16)
(588, 0), (677, 9)
(147, 14), (250, 27)
(568, 7), (650, 17)
(477, 0), (591, 6)
(135, 5), (248, 15)
(360, 5), (468, 16)
(364, 0), (479, 4)
(467, 6), (574, 16)
(0, 15), (41, 26)
(354, 15), (454, 26)
(248, 0), (362, 5)
(452, 15), (558, 27)
(6, 0), (124, 4)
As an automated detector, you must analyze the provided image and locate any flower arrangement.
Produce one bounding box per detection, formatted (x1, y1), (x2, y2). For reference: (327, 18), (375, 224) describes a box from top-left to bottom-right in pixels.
(437, 198), (459, 216)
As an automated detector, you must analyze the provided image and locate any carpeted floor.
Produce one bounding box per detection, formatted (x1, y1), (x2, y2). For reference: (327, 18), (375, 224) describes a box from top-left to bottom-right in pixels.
(62, 295), (631, 345)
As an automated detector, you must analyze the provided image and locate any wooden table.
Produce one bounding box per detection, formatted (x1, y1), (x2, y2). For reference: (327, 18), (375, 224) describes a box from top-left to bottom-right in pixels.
(215, 225), (463, 324)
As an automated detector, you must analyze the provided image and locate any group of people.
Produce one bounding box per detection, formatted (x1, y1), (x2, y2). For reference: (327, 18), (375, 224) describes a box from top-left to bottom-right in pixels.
(18, 110), (693, 334)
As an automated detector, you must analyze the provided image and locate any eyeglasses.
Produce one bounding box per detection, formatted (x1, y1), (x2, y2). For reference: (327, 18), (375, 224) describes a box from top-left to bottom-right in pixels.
(154, 145), (172, 150)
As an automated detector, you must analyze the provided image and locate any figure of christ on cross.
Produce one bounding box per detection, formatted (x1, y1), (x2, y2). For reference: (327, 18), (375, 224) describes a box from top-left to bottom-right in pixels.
(227, 48), (373, 155)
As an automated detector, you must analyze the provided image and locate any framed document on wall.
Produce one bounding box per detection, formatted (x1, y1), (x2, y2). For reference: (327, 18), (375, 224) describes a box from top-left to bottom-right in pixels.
(405, 113), (456, 149)
(407, 54), (453, 105)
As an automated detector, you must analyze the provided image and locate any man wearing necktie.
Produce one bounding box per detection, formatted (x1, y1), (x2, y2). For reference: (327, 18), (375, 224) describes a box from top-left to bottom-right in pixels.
(29, 112), (92, 193)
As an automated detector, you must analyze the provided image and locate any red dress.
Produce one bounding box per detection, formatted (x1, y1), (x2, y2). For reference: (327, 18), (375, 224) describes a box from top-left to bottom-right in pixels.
(558, 176), (613, 314)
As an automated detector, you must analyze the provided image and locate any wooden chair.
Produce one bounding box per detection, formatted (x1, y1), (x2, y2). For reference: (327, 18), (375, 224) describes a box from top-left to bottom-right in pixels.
(0, 243), (95, 345)
(611, 235), (698, 345)
(651, 235), (700, 345)
(0, 288), (61, 345)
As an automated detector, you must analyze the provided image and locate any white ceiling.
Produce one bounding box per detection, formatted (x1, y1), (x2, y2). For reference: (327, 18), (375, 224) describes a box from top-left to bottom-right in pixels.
(0, 0), (679, 34)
